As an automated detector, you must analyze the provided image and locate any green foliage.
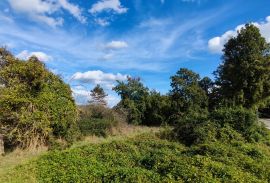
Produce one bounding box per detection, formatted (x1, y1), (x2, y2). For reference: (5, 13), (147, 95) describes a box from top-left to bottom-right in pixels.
(0, 50), (78, 149)
(113, 77), (148, 124)
(170, 68), (208, 123)
(142, 91), (171, 126)
(78, 105), (121, 137)
(113, 77), (170, 125)
(89, 84), (108, 106)
(7, 133), (270, 183)
(215, 24), (270, 109)
(174, 107), (269, 146)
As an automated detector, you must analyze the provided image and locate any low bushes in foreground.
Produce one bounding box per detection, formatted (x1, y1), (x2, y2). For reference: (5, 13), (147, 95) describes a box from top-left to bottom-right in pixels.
(3, 132), (270, 183)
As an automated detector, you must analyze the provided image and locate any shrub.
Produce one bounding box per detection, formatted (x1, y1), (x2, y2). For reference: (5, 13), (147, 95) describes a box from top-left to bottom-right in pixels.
(0, 50), (78, 149)
(78, 105), (122, 137)
(8, 133), (270, 183)
(211, 107), (269, 142)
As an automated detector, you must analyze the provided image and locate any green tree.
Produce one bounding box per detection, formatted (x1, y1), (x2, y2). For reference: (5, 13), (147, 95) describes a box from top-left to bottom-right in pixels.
(142, 91), (171, 126)
(0, 49), (78, 149)
(89, 84), (108, 106)
(170, 68), (208, 122)
(113, 77), (149, 124)
(215, 24), (270, 109)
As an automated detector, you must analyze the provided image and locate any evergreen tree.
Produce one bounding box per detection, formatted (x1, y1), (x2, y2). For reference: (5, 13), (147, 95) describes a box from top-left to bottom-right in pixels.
(89, 84), (108, 106)
(215, 24), (270, 109)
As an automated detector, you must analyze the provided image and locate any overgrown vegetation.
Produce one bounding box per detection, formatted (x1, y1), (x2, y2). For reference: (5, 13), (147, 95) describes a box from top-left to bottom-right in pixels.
(0, 24), (270, 182)
(1, 132), (270, 183)
(0, 48), (78, 150)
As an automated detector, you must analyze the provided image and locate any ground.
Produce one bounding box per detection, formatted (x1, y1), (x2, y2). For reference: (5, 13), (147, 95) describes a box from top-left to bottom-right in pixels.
(260, 118), (270, 129)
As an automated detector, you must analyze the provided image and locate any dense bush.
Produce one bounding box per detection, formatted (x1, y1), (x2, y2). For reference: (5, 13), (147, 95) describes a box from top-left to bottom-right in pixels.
(6, 133), (270, 182)
(78, 105), (122, 137)
(0, 49), (78, 149)
(173, 107), (269, 146)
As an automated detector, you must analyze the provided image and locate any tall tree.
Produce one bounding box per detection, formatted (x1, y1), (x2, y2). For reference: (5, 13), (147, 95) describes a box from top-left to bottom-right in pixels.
(215, 24), (270, 109)
(89, 84), (108, 106)
(170, 68), (208, 121)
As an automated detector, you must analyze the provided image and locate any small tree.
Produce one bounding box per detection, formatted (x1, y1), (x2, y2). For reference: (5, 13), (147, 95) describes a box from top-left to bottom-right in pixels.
(89, 84), (108, 106)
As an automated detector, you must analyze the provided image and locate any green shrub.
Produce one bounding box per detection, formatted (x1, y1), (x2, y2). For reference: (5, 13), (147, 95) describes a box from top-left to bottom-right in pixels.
(211, 107), (269, 142)
(79, 118), (116, 137)
(9, 133), (270, 182)
(78, 105), (121, 137)
(0, 50), (78, 149)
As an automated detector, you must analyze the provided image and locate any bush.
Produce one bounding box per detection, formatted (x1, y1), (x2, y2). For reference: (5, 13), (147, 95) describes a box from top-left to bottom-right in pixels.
(211, 107), (269, 142)
(173, 107), (270, 146)
(0, 50), (78, 149)
(8, 133), (270, 183)
(79, 118), (116, 137)
(78, 105), (122, 137)
(173, 114), (218, 145)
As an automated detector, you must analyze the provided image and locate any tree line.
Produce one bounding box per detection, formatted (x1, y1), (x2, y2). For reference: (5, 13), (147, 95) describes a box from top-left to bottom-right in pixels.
(0, 24), (270, 150)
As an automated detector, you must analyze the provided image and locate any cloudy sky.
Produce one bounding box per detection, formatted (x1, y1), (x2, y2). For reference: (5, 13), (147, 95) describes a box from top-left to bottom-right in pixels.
(0, 0), (270, 106)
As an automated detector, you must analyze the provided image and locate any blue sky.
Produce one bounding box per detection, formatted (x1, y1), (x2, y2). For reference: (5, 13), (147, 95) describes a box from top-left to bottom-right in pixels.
(0, 0), (270, 106)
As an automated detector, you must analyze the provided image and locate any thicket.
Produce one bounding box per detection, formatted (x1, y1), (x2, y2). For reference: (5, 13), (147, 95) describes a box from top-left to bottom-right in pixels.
(78, 104), (124, 137)
(0, 48), (78, 149)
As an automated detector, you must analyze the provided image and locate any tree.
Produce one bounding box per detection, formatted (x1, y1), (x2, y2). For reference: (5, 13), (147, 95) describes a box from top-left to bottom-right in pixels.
(170, 68), (208, 121)
(215, 24), (270, 109)
(113, 77), (149, 124)
(0, 50), (78, 149)
(199, 77), (214, 96)
(89, 84), (108, 106)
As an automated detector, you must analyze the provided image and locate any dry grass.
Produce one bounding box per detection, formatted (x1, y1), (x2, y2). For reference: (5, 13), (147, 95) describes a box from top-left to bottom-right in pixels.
(71, 124), (160, 148)
(0, 146), (47, 183)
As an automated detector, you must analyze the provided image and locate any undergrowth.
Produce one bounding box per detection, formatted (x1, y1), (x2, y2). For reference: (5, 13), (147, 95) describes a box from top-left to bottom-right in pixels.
(1, 130), (270, 183)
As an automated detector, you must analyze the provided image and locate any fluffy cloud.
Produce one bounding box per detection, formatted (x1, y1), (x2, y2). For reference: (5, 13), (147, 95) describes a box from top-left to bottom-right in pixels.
(89, 0), (128, 14)
(105, 41), (128, 50)
(8, 0), (86, 26)
(208, 16), (270, 53)
(71, 70), (128, 89)
(16, 50), (53, 62)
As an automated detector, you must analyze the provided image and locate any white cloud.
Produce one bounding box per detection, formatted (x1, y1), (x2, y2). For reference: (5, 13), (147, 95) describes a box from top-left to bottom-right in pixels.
(105, 40), (128, 50)
(58, 0), (86, 23)
(89, 0), (128, 14)
(95, 18), (110, 26)
(16, 50), (53, 62)
(101, 53), (114, 60)
(71, 70), (128, 89)
(208, 16), (270, 53)
(8, 0), (86, 26)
